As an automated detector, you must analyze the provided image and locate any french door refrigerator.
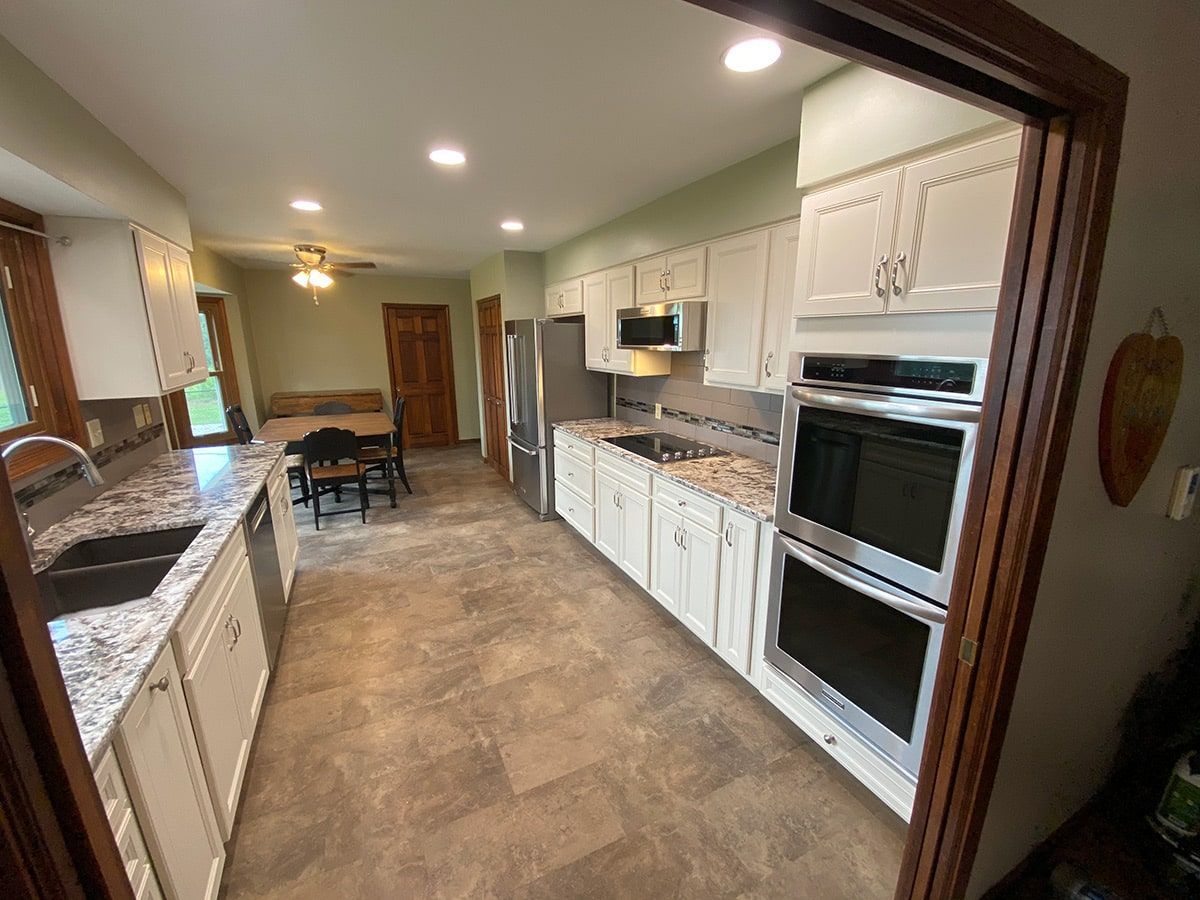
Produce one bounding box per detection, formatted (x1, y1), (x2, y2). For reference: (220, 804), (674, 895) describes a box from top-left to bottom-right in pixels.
(505, 318), (607, 519)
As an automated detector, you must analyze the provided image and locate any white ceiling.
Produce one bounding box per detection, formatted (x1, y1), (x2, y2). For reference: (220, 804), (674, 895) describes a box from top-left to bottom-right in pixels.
(0, 1), (842, 276)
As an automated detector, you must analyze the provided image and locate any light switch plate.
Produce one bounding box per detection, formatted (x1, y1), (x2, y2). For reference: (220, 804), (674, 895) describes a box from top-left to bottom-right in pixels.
(133, 404), (146, 428)
(86, 418), (104, 448)
(142, 402), (153, 425)
(655, 403), (662, 420)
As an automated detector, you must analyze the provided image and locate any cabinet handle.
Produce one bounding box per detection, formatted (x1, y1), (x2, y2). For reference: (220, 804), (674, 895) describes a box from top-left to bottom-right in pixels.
(149, 675), (169, 693)
(663, 268), (671, 290)
(677, 499), (686, 508)
(232, 616), (242, 642)
(616, 492), (623, 510)
(763, 350), (774, 378)
(703, 348), (710, 372)
(823, 733), (837, 746)
(874, 255), (889, 297)
(680, 528), (687, 551)
(658, 272), (666, 293)
(725, 522), (733, 547)
(673, 526), (680, 547)
(891, 251), (906, 296)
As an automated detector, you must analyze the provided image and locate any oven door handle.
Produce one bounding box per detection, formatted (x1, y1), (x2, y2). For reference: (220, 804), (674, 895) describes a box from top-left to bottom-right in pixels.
(791, 387), (980, 424)
(777, 534), (947, 625)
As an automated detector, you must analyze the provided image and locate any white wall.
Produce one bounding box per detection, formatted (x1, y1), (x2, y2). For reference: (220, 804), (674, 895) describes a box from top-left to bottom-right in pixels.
(968, 3), (1200, 894)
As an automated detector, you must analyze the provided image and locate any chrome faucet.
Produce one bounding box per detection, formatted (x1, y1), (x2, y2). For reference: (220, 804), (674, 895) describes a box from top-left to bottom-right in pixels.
(2, 435), (105, 559)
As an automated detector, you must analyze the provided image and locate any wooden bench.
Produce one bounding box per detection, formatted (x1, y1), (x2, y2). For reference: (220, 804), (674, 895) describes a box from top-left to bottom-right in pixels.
(268, 389), (385, 417)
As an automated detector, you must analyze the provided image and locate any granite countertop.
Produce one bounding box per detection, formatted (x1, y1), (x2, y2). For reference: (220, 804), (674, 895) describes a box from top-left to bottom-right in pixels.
(40, 443), (284, 766)
(554, 418), (777, 521)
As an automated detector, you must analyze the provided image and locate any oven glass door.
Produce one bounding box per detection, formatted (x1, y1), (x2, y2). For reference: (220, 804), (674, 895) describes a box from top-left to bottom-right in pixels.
(616, 313), (679, 349)
(766, 533), (944, 777)
(775, 387), (978, 602)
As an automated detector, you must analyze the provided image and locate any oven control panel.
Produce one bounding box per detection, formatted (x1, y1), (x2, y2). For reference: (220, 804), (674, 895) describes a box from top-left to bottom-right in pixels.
(800, 356), (979, 396)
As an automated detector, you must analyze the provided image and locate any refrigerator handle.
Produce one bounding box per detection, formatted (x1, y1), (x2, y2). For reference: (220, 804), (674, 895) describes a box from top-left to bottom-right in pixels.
(505, 332), (523, 426)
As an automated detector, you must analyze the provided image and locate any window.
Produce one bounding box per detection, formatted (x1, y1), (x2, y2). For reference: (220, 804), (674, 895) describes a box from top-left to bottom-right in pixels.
(165, 296), (241, 447)
(0, 197), (85, 480)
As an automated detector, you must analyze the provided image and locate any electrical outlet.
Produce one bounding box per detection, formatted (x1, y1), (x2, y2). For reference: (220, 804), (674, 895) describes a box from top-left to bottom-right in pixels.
(86, 418), (104, 448)
(655, 403), (662, 420)
(133, 404), (146, 428)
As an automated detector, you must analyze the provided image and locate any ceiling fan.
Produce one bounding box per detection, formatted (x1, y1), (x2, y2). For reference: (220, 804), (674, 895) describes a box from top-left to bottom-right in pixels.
(289, 244), (376, 304)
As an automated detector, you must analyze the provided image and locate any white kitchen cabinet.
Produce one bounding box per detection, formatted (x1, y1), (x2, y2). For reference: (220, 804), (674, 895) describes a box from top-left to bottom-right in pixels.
(115, 649), (224, 900)
(226, 559), (270, 731)
(635, 245), (708, 305)
(703, 229), (770, 389)
(761, 220), (800, 392)
(678, 523), (721, 645)
(545, 278), (584, 317)
(47, 217), (208, 398)
(594, 451), (652, 589)
(594, 469), (622, 563)
(715, 510), (760, 675)
(793, 169), (900, 318)
(94, 748), (164, 899)
(888, 131), (1020, 313)
(649, 504), (685, 616)
(268, 461), (299, 598)
(581, 265), (670, 377)
(618, 488), (652, 588)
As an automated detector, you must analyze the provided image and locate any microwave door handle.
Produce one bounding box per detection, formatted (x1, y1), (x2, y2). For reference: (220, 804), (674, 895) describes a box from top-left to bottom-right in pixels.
(777, 534), (947, 625)
(791, 387), (980, 424)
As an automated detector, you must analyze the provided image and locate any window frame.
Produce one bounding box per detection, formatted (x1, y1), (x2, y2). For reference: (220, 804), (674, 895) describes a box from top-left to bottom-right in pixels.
(0, 197), (85, 481)
(164, 294), (241, 448)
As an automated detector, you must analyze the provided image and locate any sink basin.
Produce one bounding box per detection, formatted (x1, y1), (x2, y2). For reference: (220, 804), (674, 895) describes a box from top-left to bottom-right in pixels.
(38, 525), (204, 621)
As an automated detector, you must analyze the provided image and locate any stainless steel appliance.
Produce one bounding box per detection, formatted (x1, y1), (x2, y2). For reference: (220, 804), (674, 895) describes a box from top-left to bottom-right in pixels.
(774, 353), (986, 604)
(765, 353), (986, 778)
(603, 432), (727, 463)
(615, 301), (706, 351)
(506, 318), (608, 518)
(245, 487), (287, 668)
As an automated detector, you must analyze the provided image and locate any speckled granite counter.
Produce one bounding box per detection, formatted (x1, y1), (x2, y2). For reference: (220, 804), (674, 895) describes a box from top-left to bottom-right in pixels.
(39, 443), (284, 766)
(554, 418), (777, 521)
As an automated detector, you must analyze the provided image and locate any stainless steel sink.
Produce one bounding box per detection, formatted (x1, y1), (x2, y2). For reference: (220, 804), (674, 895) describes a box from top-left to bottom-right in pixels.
(38, 526), (204, 621)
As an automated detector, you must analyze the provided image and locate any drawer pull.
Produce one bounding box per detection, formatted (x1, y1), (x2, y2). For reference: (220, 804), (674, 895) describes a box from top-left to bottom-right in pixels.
(823, 733), (836, 746)
(677, 499), (686, 507)
(149, 676), (169, 694)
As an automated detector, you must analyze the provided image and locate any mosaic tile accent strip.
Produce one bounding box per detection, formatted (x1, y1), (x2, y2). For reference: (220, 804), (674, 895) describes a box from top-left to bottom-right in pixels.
(616, 397), (780, 446)
(14, 424), (165, 509)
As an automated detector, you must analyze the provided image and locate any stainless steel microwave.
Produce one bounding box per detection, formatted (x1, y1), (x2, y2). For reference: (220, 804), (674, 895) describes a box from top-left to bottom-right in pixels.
(615, 301), (706, 352)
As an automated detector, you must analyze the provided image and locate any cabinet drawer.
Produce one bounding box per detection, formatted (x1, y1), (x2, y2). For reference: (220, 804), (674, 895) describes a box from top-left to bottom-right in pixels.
(173, 528), (248, 674)
(555, 480), (594, 542)
(553, 446), (594, 502)
(94, 747), (133, 836)
(595, 447), (651, 495)
(553, 431), (594, 465)
(652, 477), (722, 533)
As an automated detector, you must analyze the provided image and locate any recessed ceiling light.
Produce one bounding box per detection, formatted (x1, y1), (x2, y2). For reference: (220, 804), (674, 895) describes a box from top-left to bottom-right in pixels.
(500, 220), (524, 232)
(289, 199), (322, 211)
(429, 148), (466, 166)
(722, 37), (782, 72)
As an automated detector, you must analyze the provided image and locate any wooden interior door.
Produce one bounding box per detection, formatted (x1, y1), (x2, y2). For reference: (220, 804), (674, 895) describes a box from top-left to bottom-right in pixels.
(476, 295), (508, 477)
(382, 304), (459, 448)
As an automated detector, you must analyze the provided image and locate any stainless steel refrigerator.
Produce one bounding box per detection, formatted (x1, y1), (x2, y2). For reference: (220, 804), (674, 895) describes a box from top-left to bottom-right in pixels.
(505, 318), (608, 519)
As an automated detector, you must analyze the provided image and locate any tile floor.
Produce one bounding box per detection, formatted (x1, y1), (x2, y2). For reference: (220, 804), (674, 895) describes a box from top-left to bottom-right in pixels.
(219, 444), (906, 899)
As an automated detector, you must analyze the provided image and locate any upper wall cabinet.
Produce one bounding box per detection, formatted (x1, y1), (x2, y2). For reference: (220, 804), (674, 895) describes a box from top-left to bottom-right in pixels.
(545, 278), (583, 317)
(634, 245), (707, 305)
(761, 220), (800, 392)
(703, 230), (770, 389)
(47, 217), (209, 398)
(794, 129), (1020, 319)
(583, 266), (670, 377)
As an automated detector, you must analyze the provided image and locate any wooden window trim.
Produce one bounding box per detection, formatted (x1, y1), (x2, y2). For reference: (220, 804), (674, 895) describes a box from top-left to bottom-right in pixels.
(0, 197), (85, 481)
(164, 295), (241, 448)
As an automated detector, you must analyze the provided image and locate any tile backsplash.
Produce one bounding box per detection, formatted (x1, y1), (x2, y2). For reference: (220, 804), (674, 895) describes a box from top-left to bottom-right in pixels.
(614, 352), (782, 466)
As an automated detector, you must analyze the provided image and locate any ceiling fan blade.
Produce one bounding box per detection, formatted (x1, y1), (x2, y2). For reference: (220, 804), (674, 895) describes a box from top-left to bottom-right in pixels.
(328, 261), (377, 269)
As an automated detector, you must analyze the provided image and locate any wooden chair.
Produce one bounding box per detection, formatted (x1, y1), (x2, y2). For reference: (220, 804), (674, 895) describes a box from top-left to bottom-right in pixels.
(303, 427), (369, 529)
(314, 400), (353, 415)
(227, 404), (310, 507)
(360, 396), (412, 500)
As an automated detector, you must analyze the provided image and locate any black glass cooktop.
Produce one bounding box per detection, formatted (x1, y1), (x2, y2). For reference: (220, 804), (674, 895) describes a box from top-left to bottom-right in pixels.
(603, 431), (727, 464)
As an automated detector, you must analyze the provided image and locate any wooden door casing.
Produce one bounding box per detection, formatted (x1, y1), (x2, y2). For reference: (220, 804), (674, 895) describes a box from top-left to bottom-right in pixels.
(383, 304), (459, 449)
(476, 295), (508, 477)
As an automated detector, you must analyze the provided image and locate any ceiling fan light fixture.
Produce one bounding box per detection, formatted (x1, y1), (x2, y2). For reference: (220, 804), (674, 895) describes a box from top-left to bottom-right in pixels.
(292, 269), (310, 287)
(308, 269), (334, 288)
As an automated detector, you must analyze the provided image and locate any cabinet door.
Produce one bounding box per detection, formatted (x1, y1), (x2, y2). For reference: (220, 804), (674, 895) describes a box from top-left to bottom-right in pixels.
(760, 220), (800, 392)
(679, 525), (721, 645)
(635, 256), (667, 306)
(227, 557), (271, 730)
(889, 132), (1020, 313)
(560, 278), (584, 315)
(617, 487), (651, 590)
(166, 245), (208, 386)
(649, 505), (684, 615)
(793, 169), (900, 317)
(704, 230), (770, 388)
(181, 598), (247, 840)
(715, 510), (760, 674)
(269, 472), (298, 597)
(593, 470), (621, 563)
(605, 265), (635, 374)
(133, 230), (189, 391)
(545, 285), (564, 317)
(664, 246), (707, 301)
(582, 271), (609, 371)
(116, 650), (224, 900)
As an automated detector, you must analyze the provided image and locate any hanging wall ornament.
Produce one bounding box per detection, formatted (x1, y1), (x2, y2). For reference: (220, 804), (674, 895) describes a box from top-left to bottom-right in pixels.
(1098, 306), (1184, 506)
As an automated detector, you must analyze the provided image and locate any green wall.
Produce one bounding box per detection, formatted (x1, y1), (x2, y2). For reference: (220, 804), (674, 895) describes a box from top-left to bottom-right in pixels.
(542, 140), (802, 283)
(242, 270), (479, 441)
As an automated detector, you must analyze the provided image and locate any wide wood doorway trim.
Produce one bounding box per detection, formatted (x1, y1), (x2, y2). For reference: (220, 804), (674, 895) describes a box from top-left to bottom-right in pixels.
(381, 303), (460, 448)
(687, 2), (1127, 899)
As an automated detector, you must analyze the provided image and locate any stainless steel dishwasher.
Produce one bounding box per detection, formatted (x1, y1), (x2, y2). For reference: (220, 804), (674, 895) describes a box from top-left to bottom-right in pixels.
(245, 487), (287, 668)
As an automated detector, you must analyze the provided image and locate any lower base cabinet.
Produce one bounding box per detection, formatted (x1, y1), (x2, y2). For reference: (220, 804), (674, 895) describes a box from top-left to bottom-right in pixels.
(94, 748), (164, 899)
(715, 509), (761, 674)
(116, 649), (225, 900)
(648, 499), (723, 646)
(595, 466), (652, 589)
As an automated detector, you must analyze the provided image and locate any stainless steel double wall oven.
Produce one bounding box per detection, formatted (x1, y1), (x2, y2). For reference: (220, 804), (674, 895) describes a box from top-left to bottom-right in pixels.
(766, 354), (986, 778)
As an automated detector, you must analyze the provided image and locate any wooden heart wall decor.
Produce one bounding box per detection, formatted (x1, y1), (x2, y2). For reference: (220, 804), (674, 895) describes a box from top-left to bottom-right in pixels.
(1098, 307), (1184, 507)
